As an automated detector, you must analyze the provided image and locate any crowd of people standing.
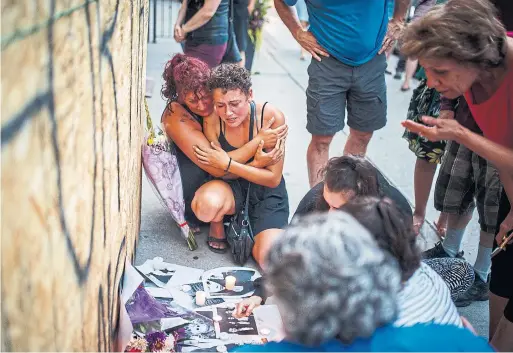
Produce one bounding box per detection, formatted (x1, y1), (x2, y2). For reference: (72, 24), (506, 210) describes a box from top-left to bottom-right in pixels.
(160, 0), (513, 350)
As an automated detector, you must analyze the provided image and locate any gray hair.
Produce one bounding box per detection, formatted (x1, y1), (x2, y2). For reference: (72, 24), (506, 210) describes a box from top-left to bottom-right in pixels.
(265, 212), (401, 346)
(401, 0), (507, 70)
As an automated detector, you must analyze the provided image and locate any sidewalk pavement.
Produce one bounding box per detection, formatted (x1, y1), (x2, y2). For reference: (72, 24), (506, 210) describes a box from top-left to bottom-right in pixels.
(138, 6), (488, 337)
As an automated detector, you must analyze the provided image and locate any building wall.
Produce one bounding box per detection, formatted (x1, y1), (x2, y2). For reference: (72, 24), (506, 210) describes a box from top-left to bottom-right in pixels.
(1, 0), (147, 350)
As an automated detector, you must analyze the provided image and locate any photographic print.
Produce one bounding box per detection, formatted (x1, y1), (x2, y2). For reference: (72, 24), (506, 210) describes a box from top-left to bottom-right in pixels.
(202, 267), (261, 298)
(216, 308), (259, 336)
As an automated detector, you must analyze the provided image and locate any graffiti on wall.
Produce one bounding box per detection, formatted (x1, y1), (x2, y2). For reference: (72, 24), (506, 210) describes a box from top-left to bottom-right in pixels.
(1, 0), (148, 350)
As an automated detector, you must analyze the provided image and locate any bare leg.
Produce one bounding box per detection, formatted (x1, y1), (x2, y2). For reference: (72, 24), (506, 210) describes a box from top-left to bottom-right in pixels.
(490, 293), (510, 339)
(252, 228), (283, 268)
(413, 158), (438, 234)
(491, 314), (513, 351)
(307, 134), (334, 187)
(192, 180), (236, 250)
(343, 128), (373, 157)
(401, 58), (418, 91)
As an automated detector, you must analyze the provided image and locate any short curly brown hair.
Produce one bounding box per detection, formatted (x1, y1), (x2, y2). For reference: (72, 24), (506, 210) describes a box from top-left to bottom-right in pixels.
(207, 63), (252, 96)
(401, 0), (507, 70)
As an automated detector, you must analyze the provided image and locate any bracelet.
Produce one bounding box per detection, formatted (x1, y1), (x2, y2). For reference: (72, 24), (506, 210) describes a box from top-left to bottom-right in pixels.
(225, 158), (232, 172)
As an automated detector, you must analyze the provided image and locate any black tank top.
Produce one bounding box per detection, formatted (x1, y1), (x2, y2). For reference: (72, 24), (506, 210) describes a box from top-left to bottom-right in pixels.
(218, 101), (266, 155)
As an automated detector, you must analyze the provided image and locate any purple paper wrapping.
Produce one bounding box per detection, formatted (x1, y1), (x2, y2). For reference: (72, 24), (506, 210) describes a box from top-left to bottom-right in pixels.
(142, 99), (197, 250)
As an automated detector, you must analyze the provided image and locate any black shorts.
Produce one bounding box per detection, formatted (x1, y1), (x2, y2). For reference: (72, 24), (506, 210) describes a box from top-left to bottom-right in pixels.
(490, 191), (513, 321)
(227, 178), (289, 236)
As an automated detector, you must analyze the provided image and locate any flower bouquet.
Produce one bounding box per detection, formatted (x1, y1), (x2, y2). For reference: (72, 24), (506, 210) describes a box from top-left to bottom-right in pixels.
(248, 0), (272, 52)
(142, 98), (198, 250)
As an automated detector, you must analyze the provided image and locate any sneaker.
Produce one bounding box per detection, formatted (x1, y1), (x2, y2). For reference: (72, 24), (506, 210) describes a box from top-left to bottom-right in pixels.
(422, 242), (464, 259)
(455, 272), (489, 307)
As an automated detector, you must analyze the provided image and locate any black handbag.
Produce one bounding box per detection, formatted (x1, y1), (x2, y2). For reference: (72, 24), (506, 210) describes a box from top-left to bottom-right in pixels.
(221, 0), (242, 63)
(226, 182), (254, 265)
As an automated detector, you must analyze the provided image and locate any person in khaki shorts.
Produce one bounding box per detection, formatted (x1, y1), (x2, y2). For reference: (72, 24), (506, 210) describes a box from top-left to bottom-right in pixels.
(274, 0), (410, 187)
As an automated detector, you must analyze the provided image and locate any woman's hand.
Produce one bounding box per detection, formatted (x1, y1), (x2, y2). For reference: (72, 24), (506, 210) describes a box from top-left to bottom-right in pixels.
(233, 296), (263, 318)
(253, 139), (285, 168)
(401, 116), (465, 142)
(193, 142), (231, 170)
(255, 116), (288, 150)
(496, 210), (513, 246)
(174, 25), (186, 43)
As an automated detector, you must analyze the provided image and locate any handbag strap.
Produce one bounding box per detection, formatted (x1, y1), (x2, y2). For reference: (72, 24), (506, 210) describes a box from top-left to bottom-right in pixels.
(243, 101), (257, 214)
(228, 0), (234, 23)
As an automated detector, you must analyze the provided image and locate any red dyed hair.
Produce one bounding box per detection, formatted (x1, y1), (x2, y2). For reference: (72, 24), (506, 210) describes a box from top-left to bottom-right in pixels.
(161, 53), (211, 102)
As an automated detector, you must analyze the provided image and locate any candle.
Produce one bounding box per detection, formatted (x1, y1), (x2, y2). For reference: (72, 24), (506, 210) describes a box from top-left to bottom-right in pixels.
(225, 276), (236, 290)
(195, 291), (206, 306)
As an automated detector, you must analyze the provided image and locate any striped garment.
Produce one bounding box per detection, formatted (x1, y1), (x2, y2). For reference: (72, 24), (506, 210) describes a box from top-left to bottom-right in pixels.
(394, 262), (463, 328)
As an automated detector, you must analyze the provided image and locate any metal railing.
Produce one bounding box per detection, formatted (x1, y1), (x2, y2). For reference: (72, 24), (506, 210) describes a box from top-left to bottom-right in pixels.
(148, 0), (179, 43)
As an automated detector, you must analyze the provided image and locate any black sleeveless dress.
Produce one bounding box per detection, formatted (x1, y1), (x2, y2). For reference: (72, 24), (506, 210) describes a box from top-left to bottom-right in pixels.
(172, 105), (209, 226)
(218, 101), (289, 235)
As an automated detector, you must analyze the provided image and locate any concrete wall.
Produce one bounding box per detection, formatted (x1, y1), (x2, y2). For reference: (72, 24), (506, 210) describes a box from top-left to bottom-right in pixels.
(1, 0), (148, 350)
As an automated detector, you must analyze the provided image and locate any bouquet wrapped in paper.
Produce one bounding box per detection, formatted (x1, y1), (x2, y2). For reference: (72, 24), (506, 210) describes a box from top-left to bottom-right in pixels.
(142, 99), (198, 250)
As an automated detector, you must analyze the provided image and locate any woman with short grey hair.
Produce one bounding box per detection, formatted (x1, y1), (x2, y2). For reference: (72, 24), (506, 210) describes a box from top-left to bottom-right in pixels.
(264, 212), (400, 346)
(235, 212), (493, 352)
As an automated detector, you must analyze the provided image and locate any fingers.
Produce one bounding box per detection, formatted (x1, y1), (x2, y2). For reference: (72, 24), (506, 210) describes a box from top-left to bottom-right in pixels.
(211, 141), (223, 151)
(310, 49), (322, 62)
(276, 125), (288, 139)
(313, 45), (330, 58)
(420, 116), (438, 126)
(461, 316), (477, 335)
(264, 116), (275, 129)
(245, 303), (257, 316)
(193, 145), (209, 157)
(378, 37), (392, 55)
(233, 302), (249, 318)
(257, 140), (264, 154)
(401, 120), (430, 134)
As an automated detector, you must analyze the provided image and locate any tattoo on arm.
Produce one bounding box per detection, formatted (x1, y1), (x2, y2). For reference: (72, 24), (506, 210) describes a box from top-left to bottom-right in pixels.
(179, 113), (194, 123)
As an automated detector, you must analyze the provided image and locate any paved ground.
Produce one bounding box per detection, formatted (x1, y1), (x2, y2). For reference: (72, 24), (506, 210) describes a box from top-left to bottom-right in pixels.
(137, 5), (488, 337)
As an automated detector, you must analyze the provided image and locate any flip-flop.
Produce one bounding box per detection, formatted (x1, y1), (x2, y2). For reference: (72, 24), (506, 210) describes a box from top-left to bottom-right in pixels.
(401, 86), (411, 92)
(207, 236), (228, 254)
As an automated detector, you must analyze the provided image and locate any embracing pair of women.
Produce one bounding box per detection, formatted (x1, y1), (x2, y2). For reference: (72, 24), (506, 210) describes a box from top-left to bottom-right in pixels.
(161, 54), (289, 266)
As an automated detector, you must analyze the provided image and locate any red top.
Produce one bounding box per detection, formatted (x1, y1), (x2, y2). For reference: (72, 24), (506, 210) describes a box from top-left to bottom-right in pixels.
(464, 37), (513, 149)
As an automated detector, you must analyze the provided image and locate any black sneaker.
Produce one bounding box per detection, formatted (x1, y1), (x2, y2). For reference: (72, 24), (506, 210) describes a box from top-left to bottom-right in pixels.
(422, 242), (464, 259)
(455, 272), (489, 307)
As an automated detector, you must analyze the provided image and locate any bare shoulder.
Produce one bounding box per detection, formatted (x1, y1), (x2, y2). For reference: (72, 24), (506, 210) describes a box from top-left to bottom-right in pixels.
(162, 102), (201, 130)
(258, 102), (286, 127)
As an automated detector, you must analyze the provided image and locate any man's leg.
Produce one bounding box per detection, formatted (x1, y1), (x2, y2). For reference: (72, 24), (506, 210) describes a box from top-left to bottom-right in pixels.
(343, 128), (372, 156)
(305, 56), (350, 187)
(425, 141), (474, 259)
(456, 148), (503, 306)
(307, 134), (334, 187)
(346, 54), (387, 154)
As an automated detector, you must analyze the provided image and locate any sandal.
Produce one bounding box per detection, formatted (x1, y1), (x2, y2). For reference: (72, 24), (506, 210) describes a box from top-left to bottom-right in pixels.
(207, 236), (229, 254)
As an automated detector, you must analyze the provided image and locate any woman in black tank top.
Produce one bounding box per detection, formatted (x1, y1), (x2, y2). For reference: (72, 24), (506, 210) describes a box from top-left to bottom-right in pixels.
(192, 64), (290, 266)
(161, 54), (288, 237)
